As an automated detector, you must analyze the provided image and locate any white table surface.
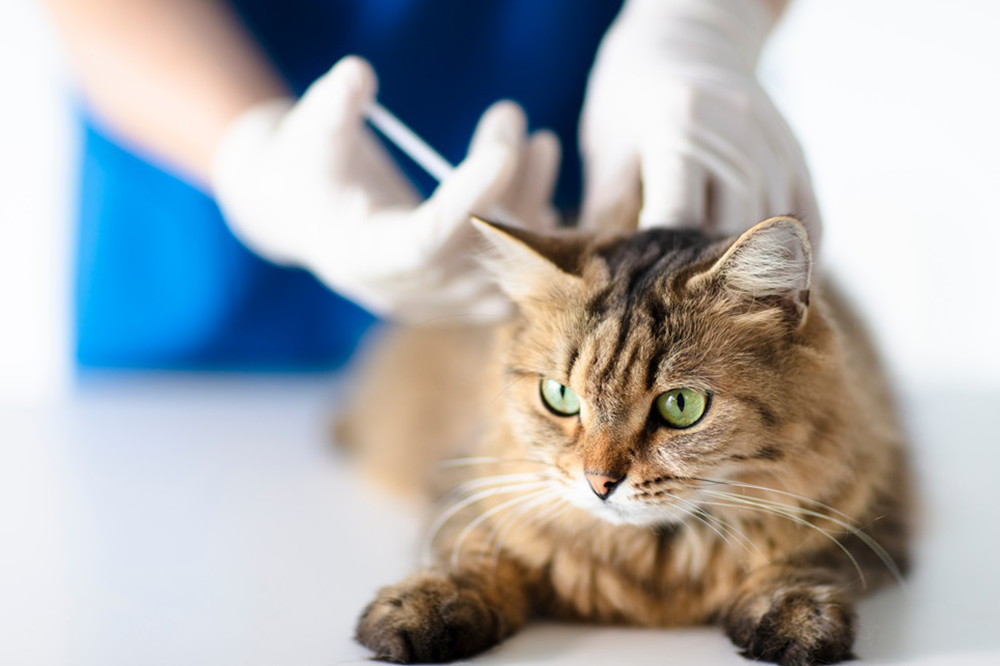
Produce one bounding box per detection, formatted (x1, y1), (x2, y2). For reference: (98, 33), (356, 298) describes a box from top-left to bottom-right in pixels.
(2, 374), (998, 666)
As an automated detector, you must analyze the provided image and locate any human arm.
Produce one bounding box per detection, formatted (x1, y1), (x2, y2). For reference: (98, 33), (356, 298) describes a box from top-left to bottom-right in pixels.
(43, 2), (560, 321)
(42, 0), (288, 186)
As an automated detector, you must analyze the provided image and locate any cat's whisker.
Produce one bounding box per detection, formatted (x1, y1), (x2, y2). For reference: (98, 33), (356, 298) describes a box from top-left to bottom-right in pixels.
(702, 489), (845, 528)
(700, 489), (905, 588)
(704, 489), (857, 532)
(688, 501), (763, 559)
(676, 504), (737, 554)
(449, 487), (559, 570)
(434, 456), (558, 471)
(530, 500), (572, 535)
(695, 497), (870, 590)
(439, 472), (549, 500)
(486, 493), (570, 577)
(705, 510), (767, 560)
(421, 481), (551, 565)
(491, 498), (573, 576)
(484, 489), (561, 561)
(449, 491), (541, 571)
(696, 479), (898, 577)
(671, 494), (760, 559)
(436, 475), (557, 522)
(673, 507), (708, 573)
(693, 477), (860, 528)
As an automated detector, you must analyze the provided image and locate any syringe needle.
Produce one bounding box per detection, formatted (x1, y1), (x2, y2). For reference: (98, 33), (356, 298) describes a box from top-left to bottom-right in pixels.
(364, 99), (521, 227)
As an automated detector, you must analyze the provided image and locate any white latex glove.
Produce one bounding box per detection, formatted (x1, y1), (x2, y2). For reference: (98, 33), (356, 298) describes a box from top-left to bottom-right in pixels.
(212, 56), (560, 323)
(580, 0), (821, 252)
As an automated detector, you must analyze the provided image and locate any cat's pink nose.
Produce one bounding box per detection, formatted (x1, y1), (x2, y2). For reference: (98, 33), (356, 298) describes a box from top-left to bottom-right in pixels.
(585, 472), (624, 500)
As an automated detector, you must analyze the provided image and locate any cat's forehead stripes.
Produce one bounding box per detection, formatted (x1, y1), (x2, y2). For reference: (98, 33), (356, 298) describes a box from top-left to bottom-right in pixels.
(588, 228), (711, 316)
(577, 229), (716, 403)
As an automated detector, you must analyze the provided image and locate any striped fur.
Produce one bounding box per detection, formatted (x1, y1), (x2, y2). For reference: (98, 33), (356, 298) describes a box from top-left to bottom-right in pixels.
(345, 217), (911, 666)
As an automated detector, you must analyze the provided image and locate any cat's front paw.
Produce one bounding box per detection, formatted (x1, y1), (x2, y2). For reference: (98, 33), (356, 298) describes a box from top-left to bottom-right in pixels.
(356, 572), (505, 663)
(724, 586), (857, 666)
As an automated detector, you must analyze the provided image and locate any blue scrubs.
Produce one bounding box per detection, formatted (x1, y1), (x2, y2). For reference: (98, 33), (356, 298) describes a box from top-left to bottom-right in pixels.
(75, 0), (624, 370)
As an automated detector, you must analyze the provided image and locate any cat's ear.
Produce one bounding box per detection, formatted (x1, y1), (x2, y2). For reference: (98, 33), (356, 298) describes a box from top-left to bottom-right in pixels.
(693, 216), (813, 323)
(472, 217), (585, 304)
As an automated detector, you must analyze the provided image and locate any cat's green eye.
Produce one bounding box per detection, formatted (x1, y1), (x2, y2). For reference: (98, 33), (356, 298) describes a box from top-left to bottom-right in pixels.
(540, 378), (581, 416)
(656, 388), (709, 429)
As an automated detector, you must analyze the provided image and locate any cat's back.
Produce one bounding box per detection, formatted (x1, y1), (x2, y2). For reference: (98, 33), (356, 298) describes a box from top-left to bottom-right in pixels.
(336, 323), (500, 496)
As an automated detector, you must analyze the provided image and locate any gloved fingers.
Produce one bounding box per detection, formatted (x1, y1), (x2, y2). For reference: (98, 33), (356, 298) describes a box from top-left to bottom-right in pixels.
(389, 279), (517, 325)
(686, 130), (768, 235)
(417, 142), (520, 249)
(502, 129), (562, 229)
(769, 130), (823, 252)
(751, 139), (794, 223)
(579, 152), (641, 232)
(637, 134), (708, 230)
(468, 100), (527, 155)
(762, 160), (794, 221)
(753, 95), (823, 245)
(408, 100), (529, 246)
(748, 108), (800, 222)
(289, 56), (376, 134)
(283, 56), (378, 169)
(415, 257), (522, 323)
(211, 99), (294, 257)
(460, 100), (531, 228)
(341, 241), (516, 324)
(709, 175), (757, 238)
(356, 115), (525, 278)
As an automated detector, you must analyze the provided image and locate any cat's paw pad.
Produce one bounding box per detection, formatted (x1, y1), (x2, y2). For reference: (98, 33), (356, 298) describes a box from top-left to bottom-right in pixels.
(726, 587), (857, 666)
(355, 573), (502, 663)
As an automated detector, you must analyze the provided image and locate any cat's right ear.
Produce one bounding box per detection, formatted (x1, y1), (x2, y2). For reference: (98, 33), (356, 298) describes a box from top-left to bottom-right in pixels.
(689, 216), (813, 325)
(471, 217), (586, 305)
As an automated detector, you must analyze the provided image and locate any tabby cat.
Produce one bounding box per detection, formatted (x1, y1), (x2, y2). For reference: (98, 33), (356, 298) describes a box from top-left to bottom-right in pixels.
(342, 216), (911, 666)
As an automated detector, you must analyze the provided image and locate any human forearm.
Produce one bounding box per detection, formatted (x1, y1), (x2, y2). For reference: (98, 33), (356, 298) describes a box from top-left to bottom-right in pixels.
(43, 0), (289, 186)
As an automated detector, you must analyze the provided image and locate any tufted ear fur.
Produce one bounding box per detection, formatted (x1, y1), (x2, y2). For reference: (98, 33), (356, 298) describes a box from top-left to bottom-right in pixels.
(694, 216), (813, 324)
(471, 217), (586, 305)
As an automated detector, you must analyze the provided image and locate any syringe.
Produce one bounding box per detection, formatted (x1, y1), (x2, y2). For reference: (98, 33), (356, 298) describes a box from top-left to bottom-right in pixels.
(365, 101), (455, 183)
(364, 100), (518, 225)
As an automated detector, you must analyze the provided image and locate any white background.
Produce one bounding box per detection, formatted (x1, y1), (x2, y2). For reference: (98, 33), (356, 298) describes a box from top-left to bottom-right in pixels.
(1, 2), (999, 665)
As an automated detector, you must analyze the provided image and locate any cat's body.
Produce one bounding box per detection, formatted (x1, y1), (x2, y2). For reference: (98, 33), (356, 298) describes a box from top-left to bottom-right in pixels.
(343, 218), (911, 666)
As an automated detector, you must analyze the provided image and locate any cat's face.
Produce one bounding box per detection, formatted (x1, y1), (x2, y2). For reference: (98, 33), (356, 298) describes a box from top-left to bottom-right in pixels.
(477, 217), (816, 527)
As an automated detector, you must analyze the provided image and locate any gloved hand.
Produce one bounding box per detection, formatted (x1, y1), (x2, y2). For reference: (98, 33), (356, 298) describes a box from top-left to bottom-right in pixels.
(212, 56), (561, 322)
(580, 0), (821, 251)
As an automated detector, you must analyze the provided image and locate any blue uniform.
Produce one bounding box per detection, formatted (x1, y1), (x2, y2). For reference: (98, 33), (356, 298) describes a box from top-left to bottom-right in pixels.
(75, 0), (623, 370)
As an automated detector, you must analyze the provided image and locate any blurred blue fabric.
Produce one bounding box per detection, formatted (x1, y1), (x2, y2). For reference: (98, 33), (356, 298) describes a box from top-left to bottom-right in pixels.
(75, 0), (623, 370)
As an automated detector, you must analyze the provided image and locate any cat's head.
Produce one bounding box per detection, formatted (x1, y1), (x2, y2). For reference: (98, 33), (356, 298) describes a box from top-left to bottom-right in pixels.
(475, 216), (827, 527)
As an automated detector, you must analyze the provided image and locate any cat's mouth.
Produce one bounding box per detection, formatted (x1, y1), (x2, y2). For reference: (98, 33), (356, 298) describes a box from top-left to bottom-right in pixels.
(563, 476), (695, 527)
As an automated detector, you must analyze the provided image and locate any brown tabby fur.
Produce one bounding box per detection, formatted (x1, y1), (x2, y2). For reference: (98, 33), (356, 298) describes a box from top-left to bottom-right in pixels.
(343, 217), (911, 666)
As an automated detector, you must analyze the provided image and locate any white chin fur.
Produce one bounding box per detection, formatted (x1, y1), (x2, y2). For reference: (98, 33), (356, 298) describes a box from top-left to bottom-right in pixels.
(591, 502), (688, 526)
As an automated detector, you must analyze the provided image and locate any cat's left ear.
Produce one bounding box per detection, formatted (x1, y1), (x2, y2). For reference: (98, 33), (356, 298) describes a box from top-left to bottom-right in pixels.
(471, 217), (586, 305)
(692, 216), (813, 324)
